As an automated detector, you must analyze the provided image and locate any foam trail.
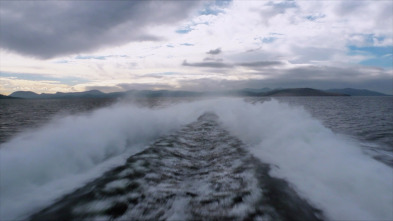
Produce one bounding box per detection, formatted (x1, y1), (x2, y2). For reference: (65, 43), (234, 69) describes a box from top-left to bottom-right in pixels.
(211, 98), (393, 220)
(1, 98), (392, 220)
(0, 101), (205, 220)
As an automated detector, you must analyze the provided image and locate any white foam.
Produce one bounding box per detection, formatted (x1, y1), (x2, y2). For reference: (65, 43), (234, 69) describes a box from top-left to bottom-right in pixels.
(0, 101), (204, 220)
(211, 98), (393, 220)
(1, 98), (392, 220)
(104, 179), (130, 191)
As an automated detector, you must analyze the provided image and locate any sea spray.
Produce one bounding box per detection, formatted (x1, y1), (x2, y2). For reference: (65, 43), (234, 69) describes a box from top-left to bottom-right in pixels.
(212, 98), (393, 220)
(1, 98), (392, 220)
(0, 100), (204, 220)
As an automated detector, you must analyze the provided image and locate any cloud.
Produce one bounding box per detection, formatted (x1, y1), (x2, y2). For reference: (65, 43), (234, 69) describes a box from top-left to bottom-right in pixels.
(183, 58), (283, 69)
(237, 61), (284, 67)
(203, 57), (223, 62)
(0, 72), (89, 85)
(182, 60), (233, 68)
(75, 55), (107, 60)
(206, 48), (222, 55)
(0, 1), (201, 58)
(175, 65), (392, 94)
(84, 82), (176, 93)
(1, 0), (392, 96)
(117, 83), (174, 91)
(0, 76), (78, 95)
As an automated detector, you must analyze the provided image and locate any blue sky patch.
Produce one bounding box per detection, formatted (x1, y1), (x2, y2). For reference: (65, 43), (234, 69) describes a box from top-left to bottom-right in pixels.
(305, 14), (325, 21)
(214, 0), (232, 7)
(176, 21), (209, 35)
(350, 34), (386, 46)
(267, 0), (298, 11)
(54, 60), (69, 64)
(199, 0), (232, 16)
(75, 55), (107, 60)
(181, 43), (194, 46)
(359, 57), (392, 69)
(176, 28), (193, 34)
(348, 45), (393, 68)
(262, 37), (278, 43)
(255, 36), (278, 44)
(199, 7), (223, 16)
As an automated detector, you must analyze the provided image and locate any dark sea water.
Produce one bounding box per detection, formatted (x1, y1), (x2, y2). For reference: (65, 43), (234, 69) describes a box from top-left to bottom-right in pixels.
(270, 97), (393, 149)
(0, 97), (392, 220)
(0, 98), (117, 143)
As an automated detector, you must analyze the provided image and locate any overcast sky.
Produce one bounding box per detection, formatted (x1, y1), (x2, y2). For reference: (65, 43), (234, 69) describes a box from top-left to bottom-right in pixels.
(1, 0), (392, 95)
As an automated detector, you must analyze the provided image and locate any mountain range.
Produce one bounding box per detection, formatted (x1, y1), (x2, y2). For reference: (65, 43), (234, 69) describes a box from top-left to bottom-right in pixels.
(1, 88), (390, 99)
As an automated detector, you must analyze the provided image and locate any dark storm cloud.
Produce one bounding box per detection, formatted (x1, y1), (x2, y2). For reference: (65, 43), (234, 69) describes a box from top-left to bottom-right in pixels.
(282, 65), (384, 80)
(179, 63), (392, 94)
(182, 60), (233, 68)
(249, 65), (392, 94)
(206, 48), (222, 55)
(83, 64), (392, 94)
(0, 1), (201, 59)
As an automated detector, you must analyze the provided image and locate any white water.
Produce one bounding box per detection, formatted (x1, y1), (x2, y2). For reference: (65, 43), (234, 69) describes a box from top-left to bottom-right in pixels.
(1, 98), (392, 220)
(0, 101), (203, 220)
(213, 99), (393, 220)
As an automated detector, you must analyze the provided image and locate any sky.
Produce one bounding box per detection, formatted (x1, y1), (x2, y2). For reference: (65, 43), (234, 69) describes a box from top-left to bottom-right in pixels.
(0, 0), (392, 95)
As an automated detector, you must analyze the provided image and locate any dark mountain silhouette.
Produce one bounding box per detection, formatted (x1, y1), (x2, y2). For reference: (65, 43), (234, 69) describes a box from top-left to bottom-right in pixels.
(325, 88), (390, 96)
(0, 94), (21, 99)
(9, 91), (39, 99)
(263, 88), (347, 96)
(8, 87), (389, 99)
(10, 90), (108, 99)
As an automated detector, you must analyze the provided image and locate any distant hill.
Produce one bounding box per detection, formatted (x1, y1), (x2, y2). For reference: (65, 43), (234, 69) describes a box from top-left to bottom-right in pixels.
(9, 91), (39, 99)
(0, 94), (21, 99)
(233, 88), (272, 96)
(10, 90), (109, 99)
(264, 88), (347, 96)
(43, 90), (106, 98)
(325, 88), (390, 96)
(9, 89), (202, 99)
(9, 87), (389, 99)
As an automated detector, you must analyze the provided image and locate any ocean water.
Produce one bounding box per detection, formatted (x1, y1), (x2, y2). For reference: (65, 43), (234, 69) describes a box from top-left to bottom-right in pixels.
(0, 97), (392, 220)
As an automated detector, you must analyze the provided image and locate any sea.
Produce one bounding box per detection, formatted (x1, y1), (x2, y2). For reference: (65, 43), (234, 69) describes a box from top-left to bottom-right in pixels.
(0, 96), (392, 220)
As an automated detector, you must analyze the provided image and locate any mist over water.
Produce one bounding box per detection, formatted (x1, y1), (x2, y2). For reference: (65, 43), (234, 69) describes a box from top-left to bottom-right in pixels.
(0, 98), (392, 220)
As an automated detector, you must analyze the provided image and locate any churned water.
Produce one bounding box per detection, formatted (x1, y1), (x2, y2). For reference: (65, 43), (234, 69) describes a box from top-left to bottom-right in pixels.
(0, 97), (392, 220)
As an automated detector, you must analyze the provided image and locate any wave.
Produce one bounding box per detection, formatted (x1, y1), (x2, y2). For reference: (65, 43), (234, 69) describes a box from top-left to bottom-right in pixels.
(1, 98), (392, 220)
(0, 101), (204, 220)
(213, 99), (393, 220)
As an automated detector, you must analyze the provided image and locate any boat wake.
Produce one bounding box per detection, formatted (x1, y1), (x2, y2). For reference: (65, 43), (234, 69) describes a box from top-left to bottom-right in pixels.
(30, 112), (322, 221)
(1, 98), (392, 220)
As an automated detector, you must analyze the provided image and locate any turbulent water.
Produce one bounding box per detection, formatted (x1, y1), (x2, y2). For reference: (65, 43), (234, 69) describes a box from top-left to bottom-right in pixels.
(0, 97), (392, 220)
